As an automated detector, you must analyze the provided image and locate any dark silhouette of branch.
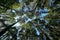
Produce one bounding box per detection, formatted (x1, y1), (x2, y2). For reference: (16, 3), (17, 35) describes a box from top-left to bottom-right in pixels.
(0, 19), (20, 37)
(0, 4), (11, 9)
(37, 25), (53, 40)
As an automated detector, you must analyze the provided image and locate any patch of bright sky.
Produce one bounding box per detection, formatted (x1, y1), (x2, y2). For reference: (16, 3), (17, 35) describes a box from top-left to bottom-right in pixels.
(35, 28), (40, 36)
(25, 18), (32, 23)
(32, 15), (36, 20)
(12, 10), (16, 13)
(23, 7), (29, 12)
(13, 22), (23, 29)
(39, 8), (48, 20)
(12, 10), (17, 15)
(39, 8), (48, 13)
(19, 0), (23, 3)
(40, 13), (47, 17)
(13, 22), (20, 27)
(21, 14), (26, 18)
(14, 15), (21, 22)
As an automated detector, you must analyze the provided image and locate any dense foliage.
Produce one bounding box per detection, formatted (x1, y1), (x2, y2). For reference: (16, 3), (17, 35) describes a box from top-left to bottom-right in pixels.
(0, 0), (60, 40)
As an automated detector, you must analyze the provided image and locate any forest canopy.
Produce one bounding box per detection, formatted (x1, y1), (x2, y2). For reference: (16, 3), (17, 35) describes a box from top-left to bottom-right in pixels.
(0, 0), (60, 40)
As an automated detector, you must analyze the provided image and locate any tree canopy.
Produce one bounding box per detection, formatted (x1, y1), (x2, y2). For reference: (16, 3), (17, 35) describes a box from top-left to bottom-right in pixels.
(0, 0), (60, 40)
